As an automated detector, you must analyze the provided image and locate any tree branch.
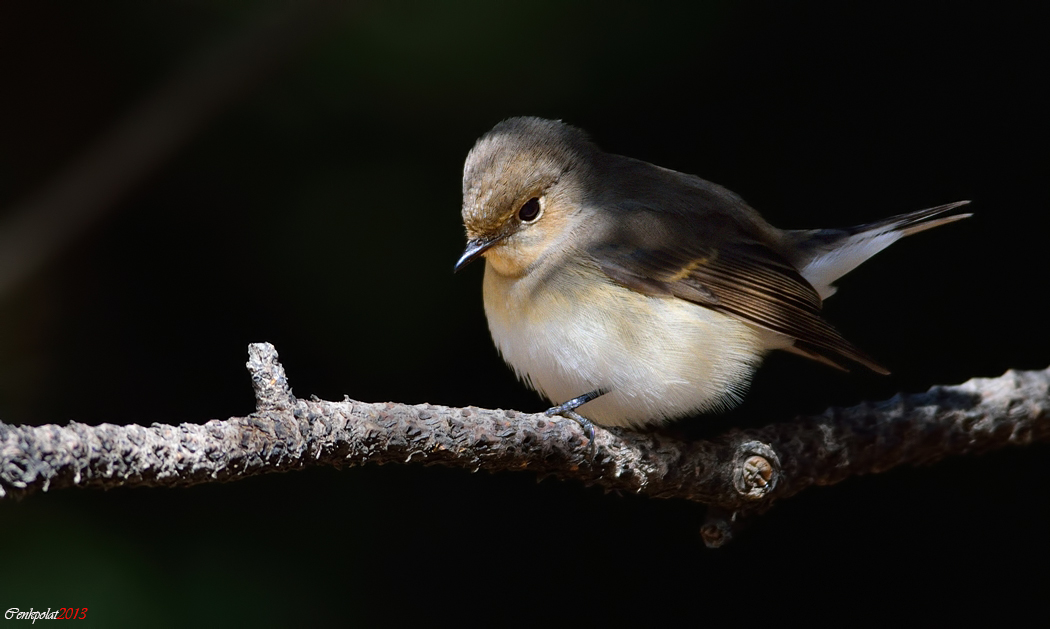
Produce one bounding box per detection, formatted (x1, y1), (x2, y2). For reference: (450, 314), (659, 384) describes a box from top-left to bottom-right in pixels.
(1, 343), (1046, 546)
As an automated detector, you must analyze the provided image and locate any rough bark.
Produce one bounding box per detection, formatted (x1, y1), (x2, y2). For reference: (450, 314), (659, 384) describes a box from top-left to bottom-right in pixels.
(1, 343), (1046, 547)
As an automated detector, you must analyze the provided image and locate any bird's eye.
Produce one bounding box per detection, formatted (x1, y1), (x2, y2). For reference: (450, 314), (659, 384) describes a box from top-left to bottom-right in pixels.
(518, 197), (541, 222)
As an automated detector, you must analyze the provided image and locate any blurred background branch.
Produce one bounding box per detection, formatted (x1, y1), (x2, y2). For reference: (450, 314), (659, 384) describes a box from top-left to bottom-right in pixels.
(0, 0), (349, 297)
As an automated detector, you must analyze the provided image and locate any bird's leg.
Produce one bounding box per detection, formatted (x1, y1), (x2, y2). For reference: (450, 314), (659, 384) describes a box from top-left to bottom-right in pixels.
(545, 389), (607, 446)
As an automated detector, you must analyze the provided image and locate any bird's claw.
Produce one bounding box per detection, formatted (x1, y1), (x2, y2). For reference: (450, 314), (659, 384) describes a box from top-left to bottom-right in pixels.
(545, 394), (601, 459)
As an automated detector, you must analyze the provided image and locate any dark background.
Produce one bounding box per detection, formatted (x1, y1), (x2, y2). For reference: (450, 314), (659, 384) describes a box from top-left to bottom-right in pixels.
(1, 1), (1046, 626)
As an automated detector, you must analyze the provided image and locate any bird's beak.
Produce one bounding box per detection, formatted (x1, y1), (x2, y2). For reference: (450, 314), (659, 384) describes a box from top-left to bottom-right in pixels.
(454, 237), (499, 272)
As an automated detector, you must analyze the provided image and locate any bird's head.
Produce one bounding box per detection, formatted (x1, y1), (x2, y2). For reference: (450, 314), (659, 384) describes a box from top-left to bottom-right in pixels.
(457, 117), (597, 277)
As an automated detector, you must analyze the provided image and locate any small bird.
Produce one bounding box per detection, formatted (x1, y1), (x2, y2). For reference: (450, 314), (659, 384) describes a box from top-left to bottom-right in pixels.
(456, 117), (970, 430)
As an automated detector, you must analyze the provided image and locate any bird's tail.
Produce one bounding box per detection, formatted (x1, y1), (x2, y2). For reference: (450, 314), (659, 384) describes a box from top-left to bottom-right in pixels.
(786, 200), (972, 299)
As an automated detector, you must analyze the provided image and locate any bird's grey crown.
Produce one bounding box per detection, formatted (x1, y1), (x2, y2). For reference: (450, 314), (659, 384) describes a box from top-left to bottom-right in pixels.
(461, 118), (600, 233)
(463, 117), (597, 190)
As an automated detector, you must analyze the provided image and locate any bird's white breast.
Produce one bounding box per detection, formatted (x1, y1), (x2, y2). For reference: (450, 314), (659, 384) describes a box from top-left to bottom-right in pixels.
(482, 260), (772, 428)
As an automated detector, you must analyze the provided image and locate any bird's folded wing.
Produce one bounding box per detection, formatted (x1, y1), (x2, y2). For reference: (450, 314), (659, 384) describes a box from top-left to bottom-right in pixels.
(591, 213), (889, 374)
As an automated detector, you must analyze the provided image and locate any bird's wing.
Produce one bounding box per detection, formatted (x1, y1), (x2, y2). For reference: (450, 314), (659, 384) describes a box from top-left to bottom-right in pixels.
(590, 208), (889, 374)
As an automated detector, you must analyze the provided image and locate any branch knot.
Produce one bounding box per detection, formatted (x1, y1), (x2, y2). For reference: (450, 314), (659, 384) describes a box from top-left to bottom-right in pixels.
(732, 441), (780, 499)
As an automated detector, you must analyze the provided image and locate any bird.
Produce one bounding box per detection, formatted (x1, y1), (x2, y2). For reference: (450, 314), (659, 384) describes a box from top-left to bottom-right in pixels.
(455, 116), (970, 430)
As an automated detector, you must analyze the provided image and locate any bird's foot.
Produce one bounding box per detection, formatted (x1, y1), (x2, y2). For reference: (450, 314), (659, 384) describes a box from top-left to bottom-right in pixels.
(544, 389), (606, 456)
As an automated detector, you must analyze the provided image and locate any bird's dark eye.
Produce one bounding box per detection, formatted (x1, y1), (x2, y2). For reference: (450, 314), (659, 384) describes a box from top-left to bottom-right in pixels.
(518, 197), (541, 222)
